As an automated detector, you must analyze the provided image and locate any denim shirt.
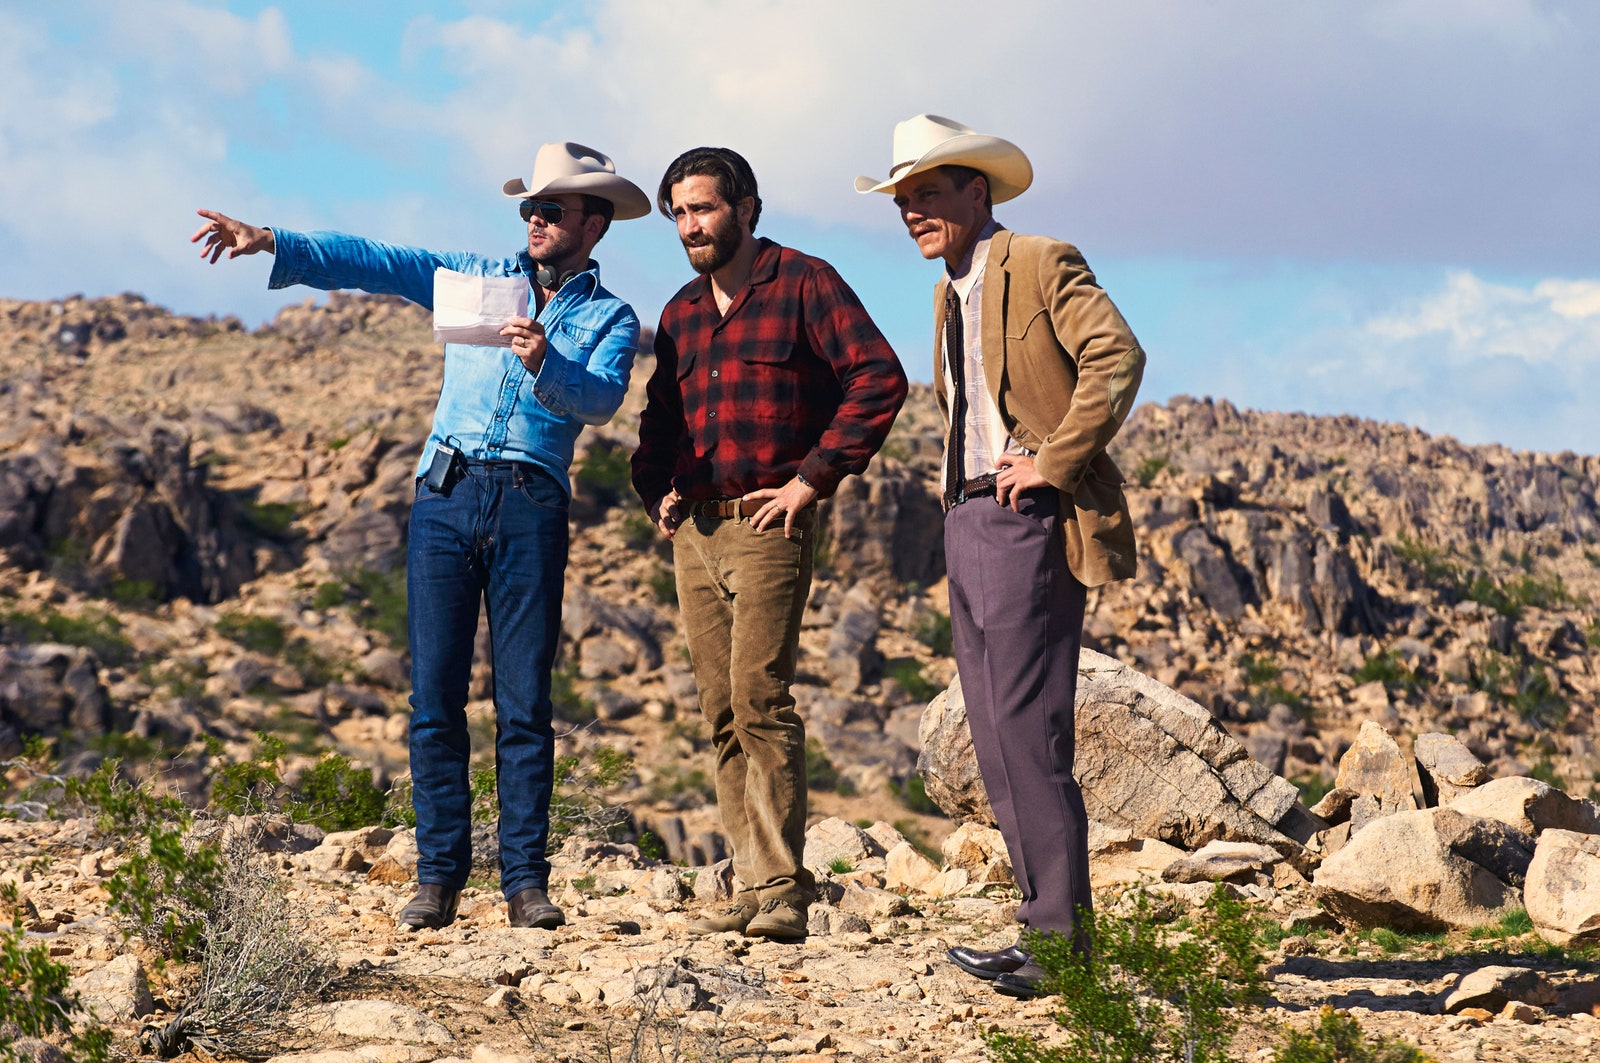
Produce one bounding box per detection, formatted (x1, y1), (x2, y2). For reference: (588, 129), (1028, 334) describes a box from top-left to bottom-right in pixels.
(268, 228), (640, 496)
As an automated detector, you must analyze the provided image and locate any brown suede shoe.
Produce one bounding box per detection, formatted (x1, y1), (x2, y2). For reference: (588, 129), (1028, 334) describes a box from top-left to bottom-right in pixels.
(745, 898), (808, 942)
(507, 887), (565, 929)
(687, 899), (758, 935)
(398, 884), (459, 930)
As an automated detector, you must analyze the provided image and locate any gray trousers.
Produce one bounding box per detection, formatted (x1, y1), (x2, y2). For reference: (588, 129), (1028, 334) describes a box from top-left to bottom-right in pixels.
(945, 487), (1091, 936)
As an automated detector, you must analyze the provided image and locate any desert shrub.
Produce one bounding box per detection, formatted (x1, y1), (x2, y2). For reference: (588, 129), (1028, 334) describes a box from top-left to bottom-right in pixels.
(551, 659), (596, 723)
(239, 498), (302, 539)
(573, 443), (633, 510)
(1468, 907), (1535, 941)
(0, 890), (112, 1063)
(912, 610), (953, 656)
(283, 636), (344, 686)
(884, 658), (940, 703)
(986, 884), (1265, 1063)
(890, 773), (939, 815)
(64, 760), (222, 961)
(1350, 650), (1413, 691)
(648, 561), (678, 605)
(0, 605), (135, 666)
(620, 510), (657, 549)
(1273, 1007), (1429, 1063)
(350, 567), (408, 649)
(549, 745), (636, 844)
(215, 611), (288, 656)
(805, 739), (839, 791)
(1133, 455), (1169, 488)
(209, 735), (386, 832)
(312, 580), (346, 610)
(139, 825), (334, 1059)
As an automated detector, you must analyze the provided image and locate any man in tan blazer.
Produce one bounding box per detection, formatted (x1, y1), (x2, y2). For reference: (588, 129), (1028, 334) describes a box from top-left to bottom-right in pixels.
(857, 114), (1145, 998)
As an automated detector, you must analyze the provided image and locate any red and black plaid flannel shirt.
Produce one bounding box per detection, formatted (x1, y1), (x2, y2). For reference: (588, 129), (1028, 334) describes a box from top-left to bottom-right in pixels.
(632, 238), (908, 508)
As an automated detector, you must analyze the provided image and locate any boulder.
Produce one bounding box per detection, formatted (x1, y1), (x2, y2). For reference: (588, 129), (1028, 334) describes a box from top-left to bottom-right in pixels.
(1161, 840), (1283, 884)
(1524, 829), (1600, 946)
(918, 650), (1317, 860)
(0, 644), (116, 742)
(1333, 721), (1417, 828)
(1441, 966), (1558, 1014)
(825, 584), (881, 694)
(803, 817), (885, 873)
(818, 460), (945, 588)
(1414, 732), (1490, 805)
(1447, 776), (1600, 837)
(884, 841), (942, 893)
(1312, 808), (1533, 931)
(70, 953), (154, 1021)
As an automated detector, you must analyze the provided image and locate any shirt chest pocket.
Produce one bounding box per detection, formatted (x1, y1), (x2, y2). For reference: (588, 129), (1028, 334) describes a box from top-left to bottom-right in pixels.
(734, 340), (801, 415)
(550, 320), (600, 361)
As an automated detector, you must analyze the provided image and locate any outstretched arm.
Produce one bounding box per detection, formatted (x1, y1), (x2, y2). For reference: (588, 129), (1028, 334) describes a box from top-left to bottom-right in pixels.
(191, 209), (275, 263)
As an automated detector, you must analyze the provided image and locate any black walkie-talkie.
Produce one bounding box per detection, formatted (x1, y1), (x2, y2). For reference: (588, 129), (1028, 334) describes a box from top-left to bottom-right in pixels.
(423, 442), (464, 493)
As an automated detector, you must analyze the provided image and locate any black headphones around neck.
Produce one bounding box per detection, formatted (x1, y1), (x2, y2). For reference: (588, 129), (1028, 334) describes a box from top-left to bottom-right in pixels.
(534, 264), (579, 290)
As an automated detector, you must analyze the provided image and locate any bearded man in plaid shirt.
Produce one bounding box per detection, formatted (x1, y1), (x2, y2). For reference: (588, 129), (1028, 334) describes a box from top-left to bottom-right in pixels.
(633, 147), (907, 941)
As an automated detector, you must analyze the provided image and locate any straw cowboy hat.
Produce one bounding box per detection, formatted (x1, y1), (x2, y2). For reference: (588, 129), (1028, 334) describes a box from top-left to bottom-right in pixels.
(854, 114), (1033, 204)
(503, 142), (651, 220)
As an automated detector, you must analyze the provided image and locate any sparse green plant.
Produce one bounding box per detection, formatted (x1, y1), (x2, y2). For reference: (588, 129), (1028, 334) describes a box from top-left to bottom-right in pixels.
(638, 829), (666, 862)
(570, 873), (598, 894)
(647, 561), (678, 605)
(1350, 649), (1415, 691)
(647, 763), (714, 806)
(0, 886), (112, 1063)
(64, 760), (222, 961)
(1528, 757), (1563, 788)
(620, 510), (657, 548)
(1239, 652), (1282, 686)
(294, 753), (387, 831)
(1133, 455), (1169, 488)
(284, 636), (343, 686)
(312, 580), (346, 610)
(573, 444), (632, 510)
(805, 738), (839, 791)
(0, 604), (136, 666)
(890, 773), (939, 815)
(912, 610), (953, 656)
(1368, 926), (1445, 954)
(216, 611), (288, 656)
(827, 857), (855, 875)
(239, 498), (302, 539)
(1293, 775), (1334, 808)
(986, 884), (1265, 1063)
(548, 745), (636, 844)
(1272, 1006), (1430, 1063)
(884, 657), (940, 702)
(551, 659), (596, 723)
(1468, 907), (1535, 940)
(381, 777), (417, 829)
(350, 566), (408, 649)
(108, 576), (160, 609)
(138, 825), (334, 1059)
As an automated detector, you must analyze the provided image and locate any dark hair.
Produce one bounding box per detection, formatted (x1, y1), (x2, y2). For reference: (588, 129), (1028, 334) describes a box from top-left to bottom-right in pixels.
(657, 147), (763, 231)
(580, 194), (615, 239)
(944, 164), (993, 211)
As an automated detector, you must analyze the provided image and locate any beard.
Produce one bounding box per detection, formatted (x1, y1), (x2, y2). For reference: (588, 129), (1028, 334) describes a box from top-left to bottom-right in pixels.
(682, 215), (742, 275)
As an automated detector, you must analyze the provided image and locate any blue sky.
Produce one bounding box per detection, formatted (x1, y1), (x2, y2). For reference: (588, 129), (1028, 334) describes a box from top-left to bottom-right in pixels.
(4, 0), (1599, 453)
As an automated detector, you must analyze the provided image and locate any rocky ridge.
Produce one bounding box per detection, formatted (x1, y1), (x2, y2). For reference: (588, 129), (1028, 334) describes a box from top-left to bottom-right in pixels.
(3, 290), (1600, 1060)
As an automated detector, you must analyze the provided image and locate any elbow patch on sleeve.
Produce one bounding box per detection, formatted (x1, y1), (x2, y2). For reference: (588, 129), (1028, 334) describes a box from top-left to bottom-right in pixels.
(1109, 346), (1146, 424)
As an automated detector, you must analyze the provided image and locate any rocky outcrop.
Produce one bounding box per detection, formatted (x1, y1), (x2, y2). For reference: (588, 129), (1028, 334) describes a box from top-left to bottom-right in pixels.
(1331, 721), (1418, 832)
(1446, 776), (1600, 838)
(1312, 808), (1534, 930)
(1523, 829), (1600, 946)
(917, 649), (1318, 859)
(0, 644), (117, 756)
(1414, 732), (1491, 805)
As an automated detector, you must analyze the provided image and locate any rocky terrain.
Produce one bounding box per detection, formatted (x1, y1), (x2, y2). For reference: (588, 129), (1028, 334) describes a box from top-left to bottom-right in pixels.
(3, 290), (1600, 1061)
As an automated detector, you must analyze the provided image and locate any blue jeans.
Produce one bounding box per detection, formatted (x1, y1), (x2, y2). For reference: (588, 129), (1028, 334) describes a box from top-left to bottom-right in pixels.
(406, 459), (568, 899)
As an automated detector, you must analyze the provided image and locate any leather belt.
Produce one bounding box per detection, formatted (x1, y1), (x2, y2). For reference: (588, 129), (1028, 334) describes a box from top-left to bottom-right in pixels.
(945, 472), (999, 507)
(692, 498), (765, 519)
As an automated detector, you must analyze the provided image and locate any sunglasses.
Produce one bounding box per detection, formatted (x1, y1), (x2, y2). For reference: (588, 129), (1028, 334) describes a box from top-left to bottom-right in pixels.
(518, 199), (570, 224)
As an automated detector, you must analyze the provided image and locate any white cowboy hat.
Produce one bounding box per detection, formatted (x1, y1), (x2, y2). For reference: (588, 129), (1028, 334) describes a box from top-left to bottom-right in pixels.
(503, 142), (651, 220)
(854, 114), (1033, 204)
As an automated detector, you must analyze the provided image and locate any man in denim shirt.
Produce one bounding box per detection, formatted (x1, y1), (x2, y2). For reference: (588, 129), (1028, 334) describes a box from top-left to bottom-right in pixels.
(192, 142), (651, 931)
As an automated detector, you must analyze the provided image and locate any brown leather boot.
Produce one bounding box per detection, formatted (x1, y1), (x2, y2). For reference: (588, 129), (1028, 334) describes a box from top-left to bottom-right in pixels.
(398, 884), (459, 930)
(687, 898), (758, 935)
(507, 887), (565, 929)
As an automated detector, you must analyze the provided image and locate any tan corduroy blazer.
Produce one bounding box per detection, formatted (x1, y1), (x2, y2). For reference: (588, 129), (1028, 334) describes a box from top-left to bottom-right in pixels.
(934, 228), (1145, 586)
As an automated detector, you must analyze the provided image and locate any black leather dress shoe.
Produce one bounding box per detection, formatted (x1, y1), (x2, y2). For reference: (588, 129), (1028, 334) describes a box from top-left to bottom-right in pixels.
(398, 884), (460, 929)
(507, 887), (565, 929)
(994, 960), (1051, 999)
(947, 943), (1029, 980)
